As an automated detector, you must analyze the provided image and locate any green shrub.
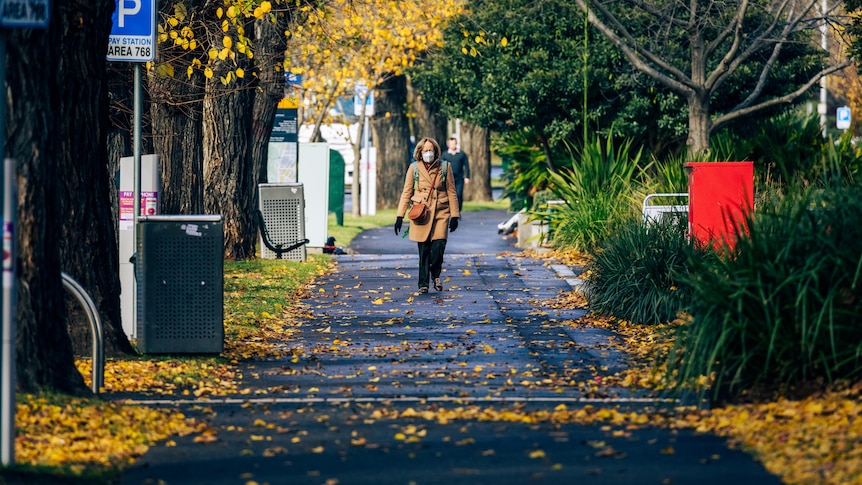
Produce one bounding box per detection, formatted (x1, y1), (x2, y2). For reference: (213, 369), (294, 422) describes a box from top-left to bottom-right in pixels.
(818, 132), (862, 187)
(556, 131), (646, 199)
(743, 110), (825, 186)
(585, 218), (708, 325)
(550, 192), (634, 252)
(644, 152), (689, 194)
(530, 189), (560, 211)
(493, 130), (554, 211)
(546, 131), (646, 251)
(669, 185), (862, 400)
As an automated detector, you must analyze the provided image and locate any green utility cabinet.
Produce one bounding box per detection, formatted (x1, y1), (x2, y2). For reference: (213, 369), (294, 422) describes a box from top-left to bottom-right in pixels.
(329, 149), (345, 226)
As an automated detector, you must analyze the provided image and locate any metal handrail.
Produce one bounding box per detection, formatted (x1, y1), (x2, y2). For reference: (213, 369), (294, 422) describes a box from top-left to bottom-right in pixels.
(61, 272), (104, 394)
(642, 192), (689, 210)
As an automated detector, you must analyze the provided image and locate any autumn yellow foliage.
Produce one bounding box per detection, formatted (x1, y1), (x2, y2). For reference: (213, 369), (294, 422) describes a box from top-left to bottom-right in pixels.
(15, 394), (199, 470)
(288, 0), (465, 125)
(695, 387), (862, 485)
(10, 248), (862, 485)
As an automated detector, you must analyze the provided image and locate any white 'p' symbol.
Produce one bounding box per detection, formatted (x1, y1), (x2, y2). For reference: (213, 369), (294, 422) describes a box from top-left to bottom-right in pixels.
(119, 0), (141, 28)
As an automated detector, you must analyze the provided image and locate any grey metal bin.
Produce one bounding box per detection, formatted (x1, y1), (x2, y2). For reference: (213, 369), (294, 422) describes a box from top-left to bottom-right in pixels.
(258, 183), (306, 261)
(136, 215), (224, 354)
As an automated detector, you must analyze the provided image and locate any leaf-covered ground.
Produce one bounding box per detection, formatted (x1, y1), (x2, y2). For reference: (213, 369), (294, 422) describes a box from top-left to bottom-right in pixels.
(8, 251), (862, 485)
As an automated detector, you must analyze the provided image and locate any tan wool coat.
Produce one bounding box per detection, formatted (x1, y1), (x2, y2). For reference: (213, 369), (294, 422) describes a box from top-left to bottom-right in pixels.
(397, 161), (461, 242)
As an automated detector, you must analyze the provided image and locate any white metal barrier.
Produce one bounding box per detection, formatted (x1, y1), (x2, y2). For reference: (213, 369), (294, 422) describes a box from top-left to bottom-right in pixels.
(642, 193), (689, 225)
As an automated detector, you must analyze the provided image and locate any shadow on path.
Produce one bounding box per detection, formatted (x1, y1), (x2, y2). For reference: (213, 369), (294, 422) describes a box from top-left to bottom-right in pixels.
(119, 210), (781, 485)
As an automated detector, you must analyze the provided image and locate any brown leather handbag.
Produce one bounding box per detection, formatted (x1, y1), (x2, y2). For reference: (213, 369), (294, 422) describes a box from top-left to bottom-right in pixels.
(408, 169), (438, 224)
(408, 201), (428, 222)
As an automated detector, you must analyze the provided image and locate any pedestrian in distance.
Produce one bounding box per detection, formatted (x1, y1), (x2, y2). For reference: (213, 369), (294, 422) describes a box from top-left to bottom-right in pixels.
(441, 136), (470, 212)
(394, 137), (460, 294)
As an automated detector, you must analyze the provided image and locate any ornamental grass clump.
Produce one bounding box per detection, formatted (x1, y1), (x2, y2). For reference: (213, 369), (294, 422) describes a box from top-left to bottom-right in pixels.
(547, 131), (646, 252)
(669, 186), (862, 401)
(550, 192), (632, 252)
(585, 217), (708, 325)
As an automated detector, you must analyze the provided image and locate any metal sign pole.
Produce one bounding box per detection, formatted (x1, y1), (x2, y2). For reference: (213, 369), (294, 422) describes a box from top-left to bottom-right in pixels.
(108, 0), (155, 338)
(0, 30), (12, 467)
(1, 157), (16, 467)
(134, 64), (142, 222)
(131, 64), (142, 339)
(363, 116), (369, 214)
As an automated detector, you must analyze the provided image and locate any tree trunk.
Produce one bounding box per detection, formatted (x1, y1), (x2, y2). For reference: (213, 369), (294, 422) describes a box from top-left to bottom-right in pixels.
(6, 1), (113, 395)
(203, 25), (257, 260)
(107, 63), (135, 243)
(460, 122), (493, 202)
(150, 0), (207, 215)
(251, 10), (291, 189)
(687, 92), (712, 157)
(410, 79), (447, 146)
(150, 76), (205, 215)
(372, 75), (412, 210)
(51, 1), (137, 359)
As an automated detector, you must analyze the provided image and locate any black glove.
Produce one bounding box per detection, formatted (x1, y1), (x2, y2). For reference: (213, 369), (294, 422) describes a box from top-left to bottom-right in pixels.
(394, 217), (403, 235)
(449, 217), (459, 232)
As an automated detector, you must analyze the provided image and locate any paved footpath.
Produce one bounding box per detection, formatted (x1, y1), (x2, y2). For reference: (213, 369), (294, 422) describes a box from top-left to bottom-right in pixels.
(119, 210), (781, 485)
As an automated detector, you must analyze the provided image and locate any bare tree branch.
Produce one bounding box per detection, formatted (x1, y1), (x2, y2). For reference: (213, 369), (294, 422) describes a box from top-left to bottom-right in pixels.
(703, 0), (749, 77)
(576, 0), (849, 152)
(574, 0), (694, 94)
(713, 61), (852, 131)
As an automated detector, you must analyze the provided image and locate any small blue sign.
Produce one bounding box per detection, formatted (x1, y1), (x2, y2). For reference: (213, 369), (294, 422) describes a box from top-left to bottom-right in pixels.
(107, 0), (156, 62)
(837, 106), (851, 130)
(286, 73), (302, 87)
(1, 0), (50, 28)
(353, 83), (374, 117)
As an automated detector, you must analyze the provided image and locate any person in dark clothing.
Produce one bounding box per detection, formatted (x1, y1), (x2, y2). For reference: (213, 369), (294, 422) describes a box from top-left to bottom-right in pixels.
(441, 136), (470, 211)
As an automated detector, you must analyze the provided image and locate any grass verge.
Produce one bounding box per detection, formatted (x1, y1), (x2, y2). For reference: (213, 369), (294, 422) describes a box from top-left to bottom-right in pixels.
(5, 254), (330, 483)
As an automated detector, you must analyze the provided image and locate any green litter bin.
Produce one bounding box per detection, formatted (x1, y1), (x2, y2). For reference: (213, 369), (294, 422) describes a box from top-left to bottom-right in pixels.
(329, 149), (345, 226)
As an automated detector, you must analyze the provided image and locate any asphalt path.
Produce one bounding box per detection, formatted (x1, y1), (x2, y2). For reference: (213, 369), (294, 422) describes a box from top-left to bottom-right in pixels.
(119, 210), (781, 485)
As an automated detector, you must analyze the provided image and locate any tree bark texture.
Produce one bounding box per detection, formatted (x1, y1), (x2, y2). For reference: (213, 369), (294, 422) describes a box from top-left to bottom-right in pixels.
(5, 1), (120, 394)
(107, 63), (134, 243)
(410, 82), (447, 147)
(687, 93), (711, 157)
(203, 23), (257, 260)
(372, 75), (412, 210)
(50, 1), (136, 359)
(251, 10), (290, 188)
(460, 122), (493, 202)
(149, 5), (207, 215)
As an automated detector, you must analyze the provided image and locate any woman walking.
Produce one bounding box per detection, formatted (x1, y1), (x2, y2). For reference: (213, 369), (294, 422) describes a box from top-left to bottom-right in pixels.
(394, 137), (460, 293)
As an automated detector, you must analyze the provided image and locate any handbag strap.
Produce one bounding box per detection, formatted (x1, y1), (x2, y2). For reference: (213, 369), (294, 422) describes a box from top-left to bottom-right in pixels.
(414, 161), (448, 189)
(422, 167), (440, 205)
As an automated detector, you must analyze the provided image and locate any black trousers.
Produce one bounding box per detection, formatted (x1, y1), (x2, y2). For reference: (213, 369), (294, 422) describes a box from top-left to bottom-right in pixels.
(417, 239), (447, 288)
(455, 179), (465, 211)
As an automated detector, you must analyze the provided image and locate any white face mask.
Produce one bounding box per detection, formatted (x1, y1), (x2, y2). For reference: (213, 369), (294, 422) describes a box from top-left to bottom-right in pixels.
(422, 150), (435, 163)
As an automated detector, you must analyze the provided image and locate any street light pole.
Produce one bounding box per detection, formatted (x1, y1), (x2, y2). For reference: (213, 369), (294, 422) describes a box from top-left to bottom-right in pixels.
(819, 0), (828, 137)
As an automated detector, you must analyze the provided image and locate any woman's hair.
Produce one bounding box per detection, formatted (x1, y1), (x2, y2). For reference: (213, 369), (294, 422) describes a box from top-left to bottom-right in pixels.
(413, 137), (441, 162)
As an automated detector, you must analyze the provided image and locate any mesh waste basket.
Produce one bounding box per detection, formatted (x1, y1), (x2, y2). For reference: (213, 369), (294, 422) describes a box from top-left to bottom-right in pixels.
(258, 183), (306, 261)
(136, 215), (224, 354)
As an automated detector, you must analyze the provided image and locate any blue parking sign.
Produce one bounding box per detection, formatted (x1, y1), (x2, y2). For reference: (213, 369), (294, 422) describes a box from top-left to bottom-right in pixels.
(837, 106), (851, 130)
(107, 0), (156, 62)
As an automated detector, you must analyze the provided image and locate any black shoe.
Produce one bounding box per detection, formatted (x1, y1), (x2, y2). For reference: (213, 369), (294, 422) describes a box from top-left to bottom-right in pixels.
(434, 278), (442, 291)
(419, 287), (428, 294)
